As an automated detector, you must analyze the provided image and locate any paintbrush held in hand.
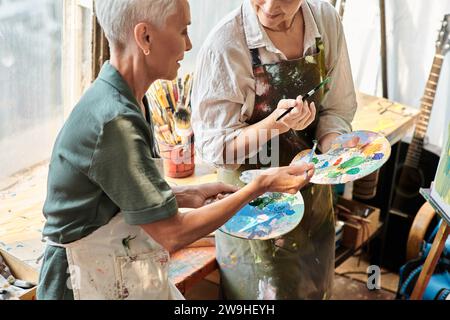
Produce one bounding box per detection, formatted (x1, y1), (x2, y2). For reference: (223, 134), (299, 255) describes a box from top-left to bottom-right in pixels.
(276, 77), (331, 122)
(147, 74), (193, 146)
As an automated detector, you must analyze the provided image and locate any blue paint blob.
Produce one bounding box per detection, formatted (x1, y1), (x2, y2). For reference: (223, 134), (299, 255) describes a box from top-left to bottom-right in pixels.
(221, 193), (304, 240)
(373, 153), (384, 160)
(320, 161), (329, 169)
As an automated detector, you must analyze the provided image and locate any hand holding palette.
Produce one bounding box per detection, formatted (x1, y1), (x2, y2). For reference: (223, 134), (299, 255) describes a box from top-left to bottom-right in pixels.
(291, 130), (391, 185)
(219, 170), (305, 240)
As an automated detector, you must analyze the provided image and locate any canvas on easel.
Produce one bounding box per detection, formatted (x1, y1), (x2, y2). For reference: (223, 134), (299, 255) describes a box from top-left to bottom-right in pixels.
(410, 123), (450, 300)
(430, 123), (450, 220)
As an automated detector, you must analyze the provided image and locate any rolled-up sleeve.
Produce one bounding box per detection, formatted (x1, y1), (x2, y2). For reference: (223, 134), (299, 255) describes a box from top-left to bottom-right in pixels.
(315, 9), (357, 141)
(88, 115), (178, 225)
(191, 45), (256, 168)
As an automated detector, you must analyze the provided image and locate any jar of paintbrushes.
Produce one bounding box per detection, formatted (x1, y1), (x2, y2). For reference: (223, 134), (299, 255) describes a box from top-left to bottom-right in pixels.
(148, 74), (195, 178)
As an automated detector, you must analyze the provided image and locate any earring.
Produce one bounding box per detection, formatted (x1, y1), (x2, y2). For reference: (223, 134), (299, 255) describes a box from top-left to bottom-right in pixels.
(143, 49), (150, 56)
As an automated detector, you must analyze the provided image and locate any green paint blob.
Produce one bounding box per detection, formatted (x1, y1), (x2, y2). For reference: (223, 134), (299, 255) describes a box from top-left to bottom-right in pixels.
(312, 158), (319, 164)
(249, 192), (283, 209)
(338, 156), (366, 170)
(327, 171), (343, 178)
(346, 168), (361, 175)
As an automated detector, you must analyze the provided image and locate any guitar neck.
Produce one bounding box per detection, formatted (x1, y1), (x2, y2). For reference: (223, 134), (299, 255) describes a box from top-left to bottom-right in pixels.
(404, 54), (444, 168)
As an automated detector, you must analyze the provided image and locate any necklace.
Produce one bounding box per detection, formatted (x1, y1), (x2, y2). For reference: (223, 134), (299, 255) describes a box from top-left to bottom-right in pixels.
(263, 13), (297, 33)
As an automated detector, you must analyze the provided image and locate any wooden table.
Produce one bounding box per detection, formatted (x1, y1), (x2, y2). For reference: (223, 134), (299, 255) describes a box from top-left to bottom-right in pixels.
(354, 91), (419, 144)
(169, 247), (217, 294)
(165, 164), (218, 293)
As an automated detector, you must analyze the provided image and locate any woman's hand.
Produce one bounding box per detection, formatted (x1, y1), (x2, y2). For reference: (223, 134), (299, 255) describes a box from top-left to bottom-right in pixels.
(173, 183), (239, 208)
(254, 162), (315, 195)
(269, 96), (316, 133)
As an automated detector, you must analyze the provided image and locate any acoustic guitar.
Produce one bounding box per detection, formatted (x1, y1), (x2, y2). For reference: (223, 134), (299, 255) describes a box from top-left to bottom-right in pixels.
(391, 14), (450, 216)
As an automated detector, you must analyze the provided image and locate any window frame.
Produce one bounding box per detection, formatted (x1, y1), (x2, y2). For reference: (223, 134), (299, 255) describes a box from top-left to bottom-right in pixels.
(62, 0), (109, 119)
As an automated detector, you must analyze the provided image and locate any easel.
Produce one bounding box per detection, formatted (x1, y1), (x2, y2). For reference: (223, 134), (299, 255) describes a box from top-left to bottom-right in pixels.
(410, 188), (450, 300)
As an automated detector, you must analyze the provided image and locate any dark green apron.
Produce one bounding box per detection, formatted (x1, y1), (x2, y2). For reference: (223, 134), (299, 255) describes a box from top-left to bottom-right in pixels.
(216, 7), (335, 300)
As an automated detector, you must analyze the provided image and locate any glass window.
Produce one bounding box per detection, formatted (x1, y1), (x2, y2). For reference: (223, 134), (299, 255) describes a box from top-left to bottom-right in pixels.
(0, 0), (93, 180)
(0, 0), (63, 179)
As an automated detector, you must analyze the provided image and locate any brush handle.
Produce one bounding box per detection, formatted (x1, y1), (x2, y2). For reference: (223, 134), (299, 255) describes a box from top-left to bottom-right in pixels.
(275, 92), (315, 122)
(276, 78), (330, 122)
(276, 106), (294, 122)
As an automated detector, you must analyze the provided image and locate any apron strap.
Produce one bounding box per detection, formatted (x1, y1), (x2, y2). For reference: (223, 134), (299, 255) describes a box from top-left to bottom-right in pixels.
(246, 1), (323, 67)
(250, 48), (262, 66)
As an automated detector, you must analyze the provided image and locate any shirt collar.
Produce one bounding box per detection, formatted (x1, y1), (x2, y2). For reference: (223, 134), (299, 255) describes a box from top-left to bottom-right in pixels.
(98, 61), (141, 108)
(242, 0), (267, 50)
(302, 1), (322, 54)
(242, 0), (321, 55)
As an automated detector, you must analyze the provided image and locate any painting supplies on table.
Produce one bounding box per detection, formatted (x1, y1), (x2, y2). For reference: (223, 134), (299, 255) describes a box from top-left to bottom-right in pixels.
(0, 254), (14, 284)
(147, 74), (194, 147)
(0, 274), (25, 300)
(148, 74), (195, 178)
(0, 255), (35, 300)
(276, 77), (331, 122)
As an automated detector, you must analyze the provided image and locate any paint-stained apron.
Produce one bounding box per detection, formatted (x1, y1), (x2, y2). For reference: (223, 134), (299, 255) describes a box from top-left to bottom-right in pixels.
(46, 160), (184, 300)
(216, 17), (335, 299)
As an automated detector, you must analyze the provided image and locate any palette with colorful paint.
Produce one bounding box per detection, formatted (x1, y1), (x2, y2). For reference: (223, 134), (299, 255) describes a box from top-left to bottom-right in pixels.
(220, 192), (304, 240)
(220, 170), (305, 240)
(291, 130), (391, 185)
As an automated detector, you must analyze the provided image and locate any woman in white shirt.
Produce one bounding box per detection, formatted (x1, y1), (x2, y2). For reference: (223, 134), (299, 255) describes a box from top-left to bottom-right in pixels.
(192, 0), (357, 299)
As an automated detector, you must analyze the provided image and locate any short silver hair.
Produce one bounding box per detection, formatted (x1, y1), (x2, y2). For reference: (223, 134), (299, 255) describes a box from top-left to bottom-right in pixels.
(94, 0), (180, 47)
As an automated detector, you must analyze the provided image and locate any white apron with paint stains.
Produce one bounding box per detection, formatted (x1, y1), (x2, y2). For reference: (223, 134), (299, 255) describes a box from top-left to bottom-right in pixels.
(46, 159), (184, 300)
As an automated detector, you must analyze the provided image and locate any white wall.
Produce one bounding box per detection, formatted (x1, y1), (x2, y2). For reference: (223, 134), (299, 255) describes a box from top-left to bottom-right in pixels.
(179, 0), (242, 76)
(343, 0), (450, 152)
(182, 0), (450, 152)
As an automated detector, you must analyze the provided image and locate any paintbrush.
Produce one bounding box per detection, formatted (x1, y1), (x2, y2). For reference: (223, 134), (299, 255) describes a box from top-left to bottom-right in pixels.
(171, 80), (179, 106)
(183, 74), (193, 110)
(276, 77), (331, 122)
(154, 125), (167, 144)
(307, 140), (318, 163)
(160, 124), (177, 145)
(304, 139), (318, 179)
(147, 75), (193, 146)
(177, 78), (184, 107)
(174, 107), (192, 145)
(162, 81), (176, 112)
